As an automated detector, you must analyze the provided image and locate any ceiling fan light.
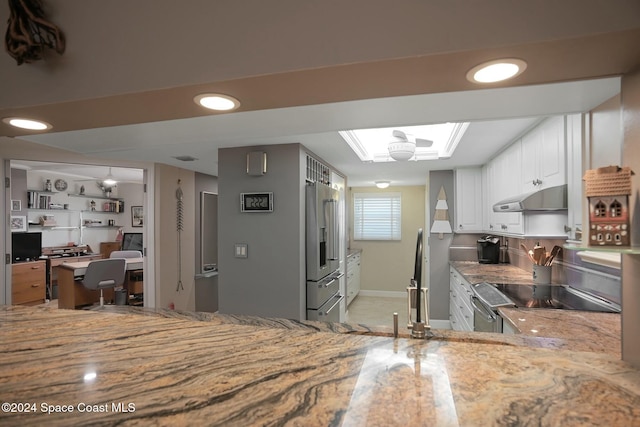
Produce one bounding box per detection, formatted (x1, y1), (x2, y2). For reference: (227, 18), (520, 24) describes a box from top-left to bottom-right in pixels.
(375, 181), (390, 189)
(388, 141), (415, 161)
(102, 167), (117, 186)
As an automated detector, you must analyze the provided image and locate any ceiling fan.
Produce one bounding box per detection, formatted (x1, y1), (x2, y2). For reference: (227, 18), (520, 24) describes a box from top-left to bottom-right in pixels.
(388, 130), (433, 161)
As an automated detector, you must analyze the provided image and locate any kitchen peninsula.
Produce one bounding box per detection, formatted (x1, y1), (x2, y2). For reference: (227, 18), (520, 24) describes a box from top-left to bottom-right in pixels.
(0, 305), (638, 426)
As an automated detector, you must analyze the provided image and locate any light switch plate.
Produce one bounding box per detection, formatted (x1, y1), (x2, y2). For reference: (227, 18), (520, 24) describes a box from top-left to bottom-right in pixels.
(234, 243), (248, 258)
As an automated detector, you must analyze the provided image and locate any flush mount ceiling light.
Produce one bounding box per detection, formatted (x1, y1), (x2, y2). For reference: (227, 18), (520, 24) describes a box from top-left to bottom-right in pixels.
(375, 181), (390, 189)
(2, 117), (52, 131)
(339, 122), (469, 163)
(194, 93), (241, 111)
(466, 58), (527, 84)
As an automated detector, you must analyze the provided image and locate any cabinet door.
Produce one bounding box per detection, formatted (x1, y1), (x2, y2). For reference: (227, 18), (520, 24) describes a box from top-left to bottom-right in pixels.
(539, 115), (566, 189)
(455, 168), (483, 232)
(483, 160), (498, 232)
(521, 127), (542, 193)
(566, 114), (583, 241)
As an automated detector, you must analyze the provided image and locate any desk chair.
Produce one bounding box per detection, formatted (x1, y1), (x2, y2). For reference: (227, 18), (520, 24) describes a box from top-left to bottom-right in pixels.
(81, 258), (126, 307)
(110, 250), (142, 259)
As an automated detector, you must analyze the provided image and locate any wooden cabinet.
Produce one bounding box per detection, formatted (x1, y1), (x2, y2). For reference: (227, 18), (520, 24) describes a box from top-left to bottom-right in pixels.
(346, 252), (361, 306)
(449, 266), (473, 332)
(100, 241), (122, 258)
(521, 116), (566, 193)
(12, 260), (46, 305)
(454, 167), (483, 233)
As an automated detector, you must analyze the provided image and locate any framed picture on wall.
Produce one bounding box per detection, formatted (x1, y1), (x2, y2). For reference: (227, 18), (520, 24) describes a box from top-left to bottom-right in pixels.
(11, 200), (21, 211)
(131, 206), (143, 227)
(11, 215), (27, 232)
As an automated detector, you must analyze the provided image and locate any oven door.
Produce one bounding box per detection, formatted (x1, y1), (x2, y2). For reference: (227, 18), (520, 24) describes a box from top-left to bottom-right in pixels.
(307, 293), (344, 322)
(470, 296), (501, 333)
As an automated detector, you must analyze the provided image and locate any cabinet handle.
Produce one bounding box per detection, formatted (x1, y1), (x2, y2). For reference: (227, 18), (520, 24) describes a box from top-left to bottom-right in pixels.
(31, 284), (40, 287)
(31, 266), (41, 269)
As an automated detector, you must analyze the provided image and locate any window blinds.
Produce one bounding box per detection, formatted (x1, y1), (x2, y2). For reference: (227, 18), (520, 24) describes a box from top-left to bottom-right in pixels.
(353, 192), (401, 240)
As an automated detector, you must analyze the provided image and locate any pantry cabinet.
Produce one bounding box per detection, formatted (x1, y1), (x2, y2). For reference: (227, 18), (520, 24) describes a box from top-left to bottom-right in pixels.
(454, 168), (483, 233)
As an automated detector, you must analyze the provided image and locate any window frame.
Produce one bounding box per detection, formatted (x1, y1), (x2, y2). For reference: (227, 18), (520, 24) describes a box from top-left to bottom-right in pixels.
(352, 192), (402, 241)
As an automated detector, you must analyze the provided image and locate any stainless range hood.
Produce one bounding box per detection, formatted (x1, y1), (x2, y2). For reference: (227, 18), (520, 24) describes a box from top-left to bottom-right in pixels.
(493, 184), (567, 212)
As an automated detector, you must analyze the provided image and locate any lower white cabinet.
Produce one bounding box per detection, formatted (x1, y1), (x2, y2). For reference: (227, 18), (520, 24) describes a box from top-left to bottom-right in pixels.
(346, 252), (361, 306)
(449, 266), (474, 331)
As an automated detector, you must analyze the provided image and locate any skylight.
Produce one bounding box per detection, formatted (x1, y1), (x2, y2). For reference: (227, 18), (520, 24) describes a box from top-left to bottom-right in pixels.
(339, 122), (470, 162)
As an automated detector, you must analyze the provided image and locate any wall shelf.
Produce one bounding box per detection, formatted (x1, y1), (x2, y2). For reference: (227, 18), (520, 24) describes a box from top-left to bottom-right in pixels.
(68, 193), (123, 202)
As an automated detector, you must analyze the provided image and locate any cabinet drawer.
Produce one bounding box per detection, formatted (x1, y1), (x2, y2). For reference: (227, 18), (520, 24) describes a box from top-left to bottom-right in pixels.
(12, 261), (46, 305)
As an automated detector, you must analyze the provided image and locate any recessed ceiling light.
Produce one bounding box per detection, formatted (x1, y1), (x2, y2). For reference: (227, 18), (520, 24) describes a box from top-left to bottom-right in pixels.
(3, 117), (52, 130)
(466, 59), (527, 84)
(375, 181), (390, 189)
(194, 93), (240, 111)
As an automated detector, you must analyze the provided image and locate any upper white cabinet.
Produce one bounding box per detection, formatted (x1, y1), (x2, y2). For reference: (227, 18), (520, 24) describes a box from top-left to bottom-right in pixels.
(454, 167), (483, 233)
(521, 116), (566, 193)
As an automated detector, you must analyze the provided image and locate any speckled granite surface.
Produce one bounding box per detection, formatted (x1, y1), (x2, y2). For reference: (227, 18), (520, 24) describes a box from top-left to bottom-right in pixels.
(450, 260), (535, 285)
(1, 305), (639, 426)
(498, 307), (621, 356)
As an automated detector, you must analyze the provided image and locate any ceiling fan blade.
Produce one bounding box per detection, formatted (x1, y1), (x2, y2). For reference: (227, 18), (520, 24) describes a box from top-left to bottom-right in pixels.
(415, 138), (434, 147)
(391, 129), (408, 140)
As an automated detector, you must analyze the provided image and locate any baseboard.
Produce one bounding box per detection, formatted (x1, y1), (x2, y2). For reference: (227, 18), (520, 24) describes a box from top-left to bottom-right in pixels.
(428, 319), (451, 330)
(358, 290), (406, 298)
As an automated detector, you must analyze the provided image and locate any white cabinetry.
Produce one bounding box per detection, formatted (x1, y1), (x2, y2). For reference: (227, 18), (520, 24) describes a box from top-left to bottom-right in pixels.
(454, 167), (483, 233)
(521, 116), (566, 193)
(449, 266), (474, 332)
(566, 114), (583, 241)
(492, 141), (523, 234)
(346, 252), (361, 306)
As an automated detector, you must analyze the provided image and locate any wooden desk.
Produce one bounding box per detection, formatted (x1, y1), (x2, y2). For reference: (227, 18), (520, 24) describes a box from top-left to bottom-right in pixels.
(57, 258), (144, 309)
(46, 254), (103, 299)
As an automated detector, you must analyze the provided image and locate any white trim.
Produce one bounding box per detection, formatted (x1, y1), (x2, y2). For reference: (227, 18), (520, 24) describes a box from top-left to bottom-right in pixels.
(358, 290), (406, 298)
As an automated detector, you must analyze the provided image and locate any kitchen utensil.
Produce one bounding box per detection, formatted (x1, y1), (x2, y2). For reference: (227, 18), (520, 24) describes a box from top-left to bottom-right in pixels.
(533, 246), (546, 265)
(521, 243), (535, 263)
(545, 245), (562, 266)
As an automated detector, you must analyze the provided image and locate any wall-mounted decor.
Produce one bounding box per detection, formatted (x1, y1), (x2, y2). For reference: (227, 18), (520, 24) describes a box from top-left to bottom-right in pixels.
(131, 206), (143, 227)
(430, 186), (452, 239)
(5, 0), (66, 65)
(11, 200), (21, 211)
(583, 165), (634, 246)
(11, 215), (27, 232)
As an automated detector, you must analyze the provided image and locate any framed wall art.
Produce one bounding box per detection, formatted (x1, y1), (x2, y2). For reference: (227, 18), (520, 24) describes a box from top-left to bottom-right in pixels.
(11, 200), (21, 211)
(11, 215), (27, 232)
(131, 206), (143, 227)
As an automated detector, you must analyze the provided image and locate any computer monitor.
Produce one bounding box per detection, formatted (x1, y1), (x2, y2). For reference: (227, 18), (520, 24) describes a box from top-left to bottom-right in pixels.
(121, 233), (143, 252)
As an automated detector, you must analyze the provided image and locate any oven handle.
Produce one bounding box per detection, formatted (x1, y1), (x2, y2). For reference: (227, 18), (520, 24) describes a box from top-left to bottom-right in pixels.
(323, 294), (344, 315)
(471, 296), (496, 322)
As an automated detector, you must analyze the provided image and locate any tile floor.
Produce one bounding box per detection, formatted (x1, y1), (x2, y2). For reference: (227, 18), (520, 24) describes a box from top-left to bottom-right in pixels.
(346, 295), (409, 327)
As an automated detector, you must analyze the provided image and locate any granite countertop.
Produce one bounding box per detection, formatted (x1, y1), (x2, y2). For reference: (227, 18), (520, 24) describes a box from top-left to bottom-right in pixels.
(450, 260), (536, 285)
(498, 307), (622, 356)
(1, 305), (639, 426)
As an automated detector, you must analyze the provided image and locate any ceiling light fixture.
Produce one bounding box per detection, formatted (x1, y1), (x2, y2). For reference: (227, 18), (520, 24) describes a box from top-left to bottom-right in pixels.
(2, 117), (52, 131)
(466, 58), (527, 84)
(103, 167), (117, 186)
(375, 181), (390, 189)
(194, 93), (241, 111)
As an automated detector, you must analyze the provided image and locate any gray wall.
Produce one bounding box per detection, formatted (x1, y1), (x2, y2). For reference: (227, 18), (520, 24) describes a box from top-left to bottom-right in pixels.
(428, 170), (455, 321)
(218, 144), (306, 320)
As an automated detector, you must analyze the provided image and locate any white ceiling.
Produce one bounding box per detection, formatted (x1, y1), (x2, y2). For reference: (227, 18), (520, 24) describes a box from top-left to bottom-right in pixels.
(19, 77), (620, 187)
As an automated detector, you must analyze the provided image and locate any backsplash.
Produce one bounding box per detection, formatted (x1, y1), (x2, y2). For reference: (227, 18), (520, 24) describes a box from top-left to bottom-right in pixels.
(449, 233), (621, 305)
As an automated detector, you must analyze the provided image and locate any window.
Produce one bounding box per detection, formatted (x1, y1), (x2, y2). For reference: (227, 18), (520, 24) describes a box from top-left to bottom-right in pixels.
(353, 192), (401, 240)
(610, 200), (622, 217)
(595, 201), (606, 217)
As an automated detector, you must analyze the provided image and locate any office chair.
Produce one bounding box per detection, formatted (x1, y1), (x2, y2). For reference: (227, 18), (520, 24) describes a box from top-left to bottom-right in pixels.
(110, 250), (143, 259)
(81, 258), (126, 307)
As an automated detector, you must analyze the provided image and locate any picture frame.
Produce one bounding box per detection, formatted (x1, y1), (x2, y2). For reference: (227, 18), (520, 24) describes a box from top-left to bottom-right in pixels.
(11, 199), (21, 211)
(11, 215), (27, 232)
(131, 206), (143, 227)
